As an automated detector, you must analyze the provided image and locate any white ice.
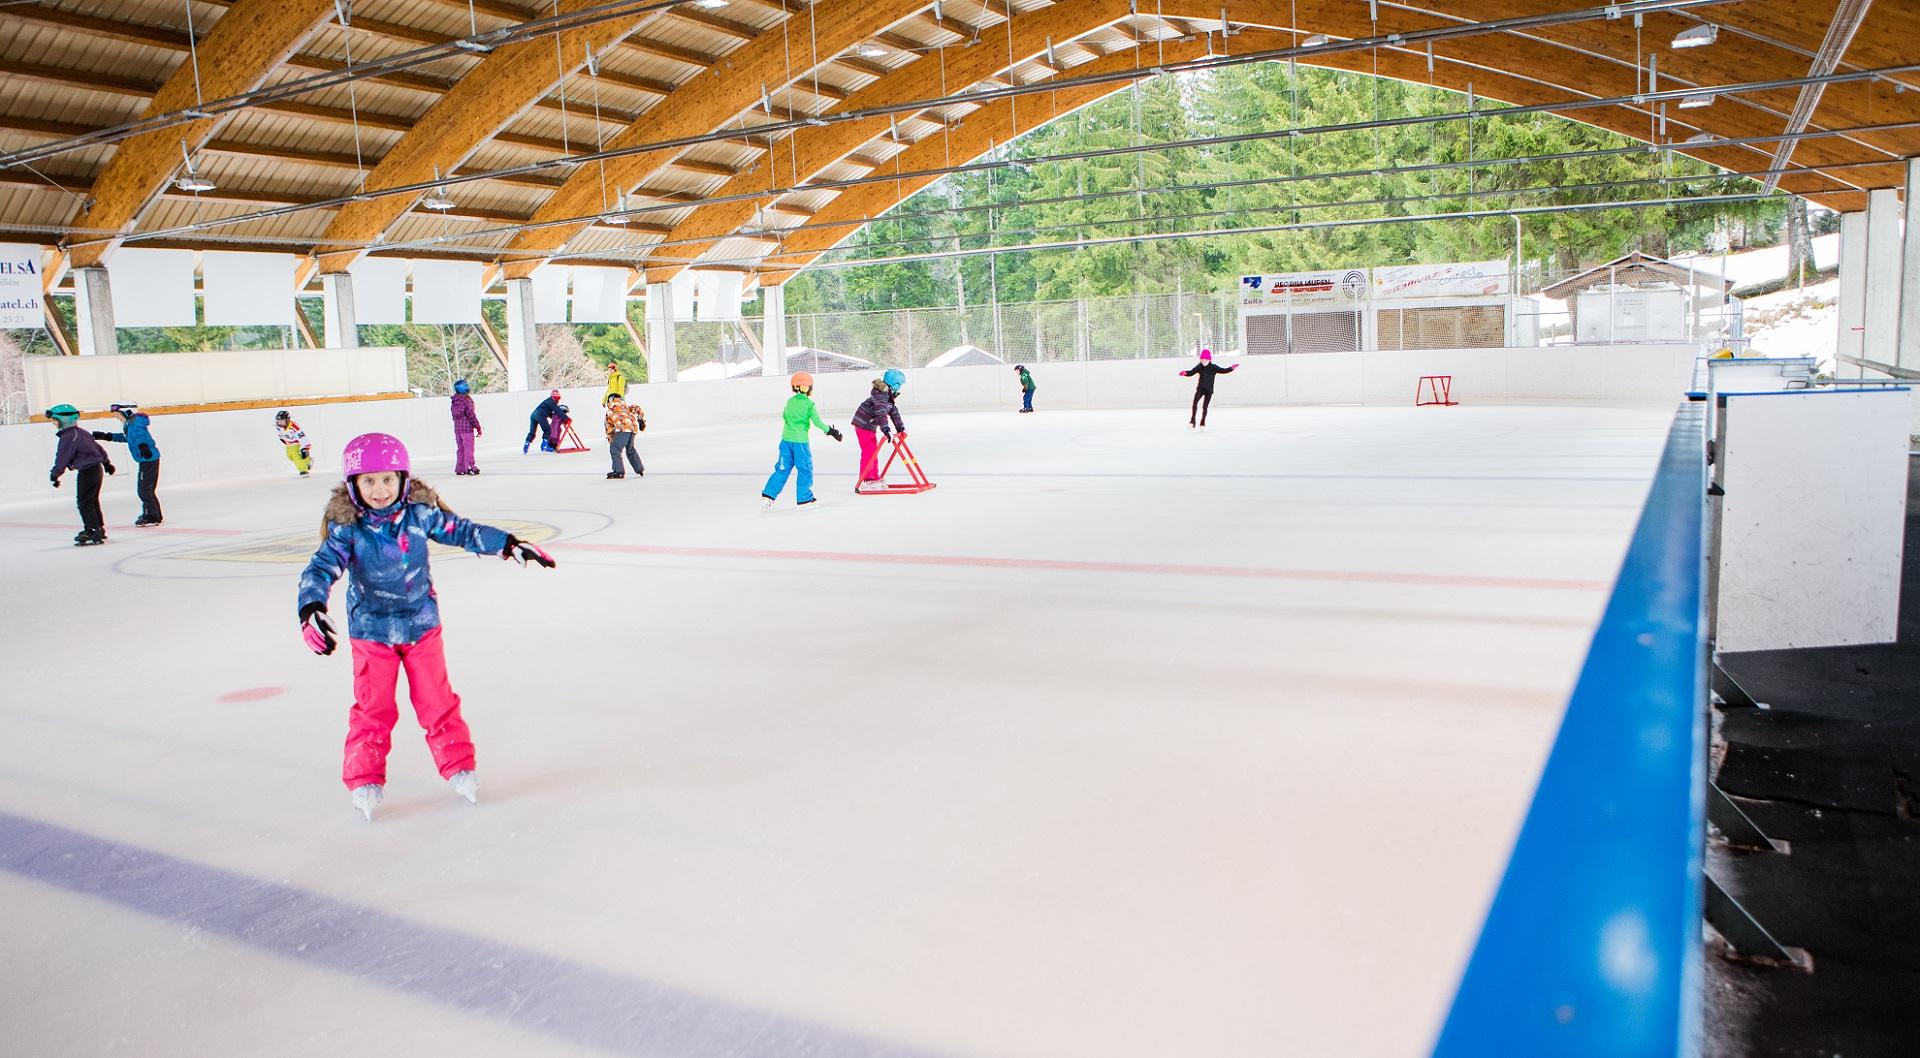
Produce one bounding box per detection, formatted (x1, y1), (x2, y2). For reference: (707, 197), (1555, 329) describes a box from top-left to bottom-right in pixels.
(0, 403), (1674, 1058)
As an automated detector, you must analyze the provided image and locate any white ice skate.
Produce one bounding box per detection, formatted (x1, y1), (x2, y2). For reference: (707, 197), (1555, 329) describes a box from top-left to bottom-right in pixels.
(760, 495), (775, 510)
(350, 783), (383, 822)
(450, 770), (479, 804)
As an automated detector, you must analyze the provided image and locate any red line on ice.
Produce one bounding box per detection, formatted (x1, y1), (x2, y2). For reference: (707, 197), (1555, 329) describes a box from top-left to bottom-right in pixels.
(561, 541), (1610, 592)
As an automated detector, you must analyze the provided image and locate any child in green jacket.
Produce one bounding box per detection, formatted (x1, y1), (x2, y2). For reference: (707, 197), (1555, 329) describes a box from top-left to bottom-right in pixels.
(761, 370), (843, 508)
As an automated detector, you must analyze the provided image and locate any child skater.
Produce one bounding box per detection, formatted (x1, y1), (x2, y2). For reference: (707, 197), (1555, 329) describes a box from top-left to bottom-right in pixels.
(761, 370), (843, 509)
(525, 390), (561, 453)
(603, 393), (645, 479)
(1014, 364), (1036, 413)
(91, 402), (163, 526)
(46, 403), (114, 546)
(851, 369), (906, 486)
(1178, 348), (1238, 428)
(450, 379), (483, 475)
(276, 410), (313, 476)
(296, 432), (557, 821)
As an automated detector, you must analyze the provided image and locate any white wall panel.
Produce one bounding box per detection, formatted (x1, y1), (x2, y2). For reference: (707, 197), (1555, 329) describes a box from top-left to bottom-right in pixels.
(347, 258), (408, 325)
(409, 259), (483, 325)
(109, 248), (196, 327)
(202, 251), (296, 326)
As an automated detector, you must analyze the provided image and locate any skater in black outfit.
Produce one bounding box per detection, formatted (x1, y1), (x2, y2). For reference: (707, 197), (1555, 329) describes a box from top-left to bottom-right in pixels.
(1178, 348), (1237, 427)
(46, 403), (115, 545)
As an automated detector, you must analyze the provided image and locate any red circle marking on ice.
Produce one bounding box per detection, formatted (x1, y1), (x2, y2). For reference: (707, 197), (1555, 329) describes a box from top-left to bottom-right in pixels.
(219, 687), (288, 703)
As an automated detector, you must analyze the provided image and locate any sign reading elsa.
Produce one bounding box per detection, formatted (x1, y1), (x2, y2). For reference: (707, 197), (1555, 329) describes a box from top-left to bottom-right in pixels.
(0, 243), (44, 328)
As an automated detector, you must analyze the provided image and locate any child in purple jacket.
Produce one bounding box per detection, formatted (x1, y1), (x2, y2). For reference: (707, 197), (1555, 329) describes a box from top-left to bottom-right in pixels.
(450, 379), (483, 475)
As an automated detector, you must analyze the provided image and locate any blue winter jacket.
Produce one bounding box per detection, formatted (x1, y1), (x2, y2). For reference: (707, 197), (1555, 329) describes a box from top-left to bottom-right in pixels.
(297, 482), (510, 645)
(94, 413), (160, 462)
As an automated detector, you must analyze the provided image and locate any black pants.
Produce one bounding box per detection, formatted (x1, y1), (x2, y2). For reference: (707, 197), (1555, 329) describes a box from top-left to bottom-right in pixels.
(609, 432), (644, 474)
(75, 464), (103, 531)
(1190, 389), (1214, 425)
(525, 414), (554, 447)
(136, 460), (162, 522)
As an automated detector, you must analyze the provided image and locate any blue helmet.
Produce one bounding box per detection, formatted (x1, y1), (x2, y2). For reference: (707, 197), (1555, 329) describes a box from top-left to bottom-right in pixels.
(882, 368), (905, 391)
(453, 379), (470, 395)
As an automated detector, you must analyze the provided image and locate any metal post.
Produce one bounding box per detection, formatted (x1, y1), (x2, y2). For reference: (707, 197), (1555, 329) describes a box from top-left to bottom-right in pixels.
(72, 266), (117, 356)
(502, 277), (539, 392)
(320, 272), (359, 348)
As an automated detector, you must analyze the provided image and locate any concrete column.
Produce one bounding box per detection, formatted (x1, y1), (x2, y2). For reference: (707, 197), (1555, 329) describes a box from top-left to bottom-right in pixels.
(760, 283), (788, 377)
(320, 272), (358, 348)
(1836, 210), (1868, 372)
(644, 281), (678, 384)
(1863, 187), (1903, 365)
(72, 266), (117, 356)
(1899, 159), (1920, 371)
(502, 277), (539, 393)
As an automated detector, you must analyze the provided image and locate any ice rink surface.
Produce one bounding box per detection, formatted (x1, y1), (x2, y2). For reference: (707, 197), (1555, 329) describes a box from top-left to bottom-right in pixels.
(0, 403), (1675, 1058)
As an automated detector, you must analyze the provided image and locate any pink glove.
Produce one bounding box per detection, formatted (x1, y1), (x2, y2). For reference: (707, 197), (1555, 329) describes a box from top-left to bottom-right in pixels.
(503, 535), (556, 569)
(300, 606), (336, 656)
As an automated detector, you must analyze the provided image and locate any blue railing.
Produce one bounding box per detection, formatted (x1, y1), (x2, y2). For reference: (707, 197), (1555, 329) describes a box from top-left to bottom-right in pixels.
(1432, 401), (1708, 1058)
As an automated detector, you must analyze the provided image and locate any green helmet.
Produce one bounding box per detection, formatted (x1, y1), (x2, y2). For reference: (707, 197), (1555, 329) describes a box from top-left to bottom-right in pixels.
(46, 404), (80, 426)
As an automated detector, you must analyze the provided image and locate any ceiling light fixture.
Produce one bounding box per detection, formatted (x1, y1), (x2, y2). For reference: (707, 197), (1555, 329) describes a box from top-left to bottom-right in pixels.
(856, 44), (886, 57)
(1671, 23), (1718, 49)
(1301, 33), (1331, 47)
(1678, 93), (1715, 109)
(420, 166), (456, 211)
(1684, 132), (1717, 144)
(451, 38), (493, 53)
(174, 141), (215, 193)
(695, 0), (730, 8)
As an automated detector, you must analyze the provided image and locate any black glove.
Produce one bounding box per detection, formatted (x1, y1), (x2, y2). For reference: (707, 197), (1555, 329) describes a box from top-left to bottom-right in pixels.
(91, 431), (112, 441)
(299, 602), (337, 656)
(104, 462), (116, 476)
(137, 444), (153, 460)
(826, 426), (844, 442)
(637, 419), (646, 432)
(880, 429), (893, 441)
(49, 471), (60, 488)
(502, 534), (557, 569)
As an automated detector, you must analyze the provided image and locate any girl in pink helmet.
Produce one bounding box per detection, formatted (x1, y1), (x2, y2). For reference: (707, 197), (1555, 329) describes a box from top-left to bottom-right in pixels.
(295, 432), (557, 821)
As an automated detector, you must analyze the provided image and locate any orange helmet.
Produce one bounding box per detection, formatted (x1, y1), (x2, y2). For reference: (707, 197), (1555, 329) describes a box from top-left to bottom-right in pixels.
(789, 370), (814, 391)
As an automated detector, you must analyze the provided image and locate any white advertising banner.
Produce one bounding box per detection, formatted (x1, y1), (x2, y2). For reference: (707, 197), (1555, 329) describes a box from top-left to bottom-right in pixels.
(570, 266), (629, 324)
(110, 247), (198, 327)
(0, 243), (45, 328)
(1373, 260), (1510, 299)
(409, 259), (484, 324)
(1239, 269), (1370, 309)
(694, 270), (743, 322)
(347, 257), (409, 325)
(670, 270), (698, 322)
(201, 250), (296, 325)
(530, 264), (571, 323)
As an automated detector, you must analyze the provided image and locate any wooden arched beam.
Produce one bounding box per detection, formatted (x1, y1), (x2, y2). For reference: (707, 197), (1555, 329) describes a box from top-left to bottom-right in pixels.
(304, 0), (716, 281)
(64, 0), (338, 271)
(497, 0), (941, 279)
(641, 0), (1141, 281)
(755, 20), (1879, 285)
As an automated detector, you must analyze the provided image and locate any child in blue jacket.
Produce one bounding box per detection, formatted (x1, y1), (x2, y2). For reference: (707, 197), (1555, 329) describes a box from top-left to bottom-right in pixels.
(296, 432), (557, 821)
(92, 402), (163, 526)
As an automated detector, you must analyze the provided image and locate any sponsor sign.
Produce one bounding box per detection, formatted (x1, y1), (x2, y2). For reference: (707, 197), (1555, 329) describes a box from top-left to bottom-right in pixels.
(1373, 260), (1510, 299)
(0, 243), (45, 328)
(1240, 269), (1371, 307)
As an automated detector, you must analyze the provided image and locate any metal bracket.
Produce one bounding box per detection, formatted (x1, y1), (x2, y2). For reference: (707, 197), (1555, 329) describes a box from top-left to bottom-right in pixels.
(1711, 658), (1764, 708)
(1708, 782), (1787, 853)
(1705, 873), (1806, 967)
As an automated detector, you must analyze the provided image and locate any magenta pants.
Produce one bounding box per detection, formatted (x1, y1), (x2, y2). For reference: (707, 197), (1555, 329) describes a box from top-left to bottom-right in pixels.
(453, 428), (476, 473)
(856, 427), (881, 482)
(343, 627), (475, 789)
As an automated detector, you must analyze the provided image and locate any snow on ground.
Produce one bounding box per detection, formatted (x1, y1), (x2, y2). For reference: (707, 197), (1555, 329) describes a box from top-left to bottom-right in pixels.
(1742, 279), (1839, 368)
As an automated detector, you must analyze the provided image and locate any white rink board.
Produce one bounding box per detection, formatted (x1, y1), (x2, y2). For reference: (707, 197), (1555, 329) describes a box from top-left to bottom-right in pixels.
(1713, 389), (1911, 651)
(0, 405), (1677, 1058)
(23, 346), (406, 412)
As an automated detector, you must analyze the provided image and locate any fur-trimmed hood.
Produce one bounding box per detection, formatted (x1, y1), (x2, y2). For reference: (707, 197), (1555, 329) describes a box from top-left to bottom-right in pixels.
(321, 477), (449, 540)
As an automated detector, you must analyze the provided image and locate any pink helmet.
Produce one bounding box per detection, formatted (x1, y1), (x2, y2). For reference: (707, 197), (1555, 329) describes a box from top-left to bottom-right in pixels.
(1199, 348), (1213, 361)
(341, 433), (410, 509)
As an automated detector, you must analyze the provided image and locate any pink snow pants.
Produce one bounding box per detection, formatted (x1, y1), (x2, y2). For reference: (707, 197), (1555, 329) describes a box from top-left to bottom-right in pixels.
(856, 426), (881, 482)
(343, 626), (475, 789)
(453, 428), (476, 474)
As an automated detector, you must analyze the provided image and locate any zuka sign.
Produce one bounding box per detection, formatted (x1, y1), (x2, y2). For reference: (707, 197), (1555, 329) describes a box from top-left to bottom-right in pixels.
(0, 243), (45, 328)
